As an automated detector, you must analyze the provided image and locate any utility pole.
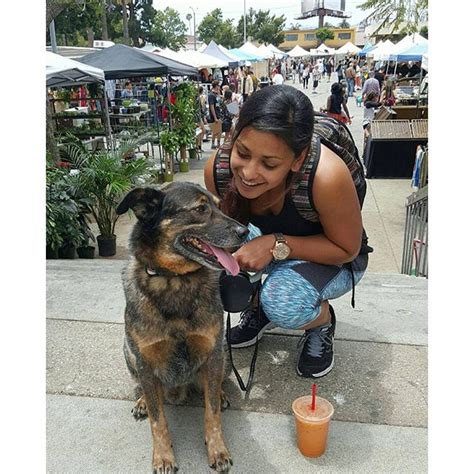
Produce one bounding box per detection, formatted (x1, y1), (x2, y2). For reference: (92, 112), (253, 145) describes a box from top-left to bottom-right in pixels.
(243, 0), (247, 43)
(189, 6), (196, 50)
(49, 20), (57, 53)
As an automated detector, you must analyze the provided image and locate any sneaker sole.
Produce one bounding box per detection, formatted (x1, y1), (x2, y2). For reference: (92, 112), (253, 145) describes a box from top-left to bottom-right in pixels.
(230, 322), (275, 348)
(296, 358), (334, 378)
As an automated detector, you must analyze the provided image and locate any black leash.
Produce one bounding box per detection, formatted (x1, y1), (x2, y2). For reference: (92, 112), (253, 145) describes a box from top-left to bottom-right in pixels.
(225, 284), (261, 392)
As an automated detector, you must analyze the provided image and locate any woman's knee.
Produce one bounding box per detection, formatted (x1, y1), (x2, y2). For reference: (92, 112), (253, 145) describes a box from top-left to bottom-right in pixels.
(259, 269), (322, 329)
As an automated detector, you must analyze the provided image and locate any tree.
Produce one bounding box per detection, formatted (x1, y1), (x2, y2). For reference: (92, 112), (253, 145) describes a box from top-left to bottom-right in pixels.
(419, 25), (428, 39)
(358, 0), (428, 35)
(197, 9), (240, 48)
(315, 27), (334, 45)
(338, 19), (350, 28)
(236, 9), (285, 45)
(289, 22), (301, 30)
(150, 8), (187, 50)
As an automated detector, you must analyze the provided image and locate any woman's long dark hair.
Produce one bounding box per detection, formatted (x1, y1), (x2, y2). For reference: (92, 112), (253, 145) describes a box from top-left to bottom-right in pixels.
(220, 85), (314, 224)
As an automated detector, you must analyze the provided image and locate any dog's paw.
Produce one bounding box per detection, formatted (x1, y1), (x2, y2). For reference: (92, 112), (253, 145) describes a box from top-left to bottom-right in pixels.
(152, 462), (178, 474)
(131, 395), (148, 421)
(152, 453), (178, 473)
(220, 390), (230, 411)
(208, 448), (233, 473)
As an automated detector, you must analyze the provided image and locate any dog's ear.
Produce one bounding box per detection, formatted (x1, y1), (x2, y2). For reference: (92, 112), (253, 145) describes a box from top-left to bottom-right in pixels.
(116, 187), (164, 222)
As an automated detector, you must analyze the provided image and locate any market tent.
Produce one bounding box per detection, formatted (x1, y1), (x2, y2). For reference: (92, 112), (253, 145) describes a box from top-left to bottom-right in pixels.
(256, 44), (275, 59)
(197, 43), (207, 53)
(287, 45), (311, 57)
(335, 41), (361, 55)
(394, 42), (428, 62)
(267, 44), (288, 58)
(357, 42), (375, 56)
(201, 41), (238, 66)
(239, 41), (265, 60)
(217, 45), (242, 63)
(228, 48), (262, 62)
(46, 51), (105, 87)
(78, 44), (198, 79)
(368, 40), (396, 61)
(154, 47), (228, 69)
(314, 43), (336, 55)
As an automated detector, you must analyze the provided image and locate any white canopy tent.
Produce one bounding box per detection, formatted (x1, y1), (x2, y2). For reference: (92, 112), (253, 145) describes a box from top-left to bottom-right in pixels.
(335, 41), (361, 55)
(287, 45), (311, 57)
(256, 44), (275, 59)
(313, 43), (336, 55)
(368, 40), (396, 61)
(197, 43), (207, 53)
(155, 47), (228, 69)
(239, 41), (265, 59)
(46, 51), (105, 87)
(267, 44), (287, 58)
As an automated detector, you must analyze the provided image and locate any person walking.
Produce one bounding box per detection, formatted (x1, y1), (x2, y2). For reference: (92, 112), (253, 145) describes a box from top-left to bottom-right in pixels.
(311, 65), (322, 94)
(380, 78), (397, 107)
(361, 70), (381, 101)
(326, 82), (352, 124)
(241, 69), (254, 103)
(203, 85), (370, 378)
(345, 61), (356, 97)
(326, 57), (334, 82)
(302, 64), (310, 89)
(207, 80), (223, 149)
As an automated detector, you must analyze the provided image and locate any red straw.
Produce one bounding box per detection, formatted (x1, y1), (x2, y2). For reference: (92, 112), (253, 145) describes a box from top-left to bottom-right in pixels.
(311, 383), (317, 411)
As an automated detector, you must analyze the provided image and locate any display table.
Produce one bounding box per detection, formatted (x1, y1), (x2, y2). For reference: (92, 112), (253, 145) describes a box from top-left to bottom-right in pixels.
(364, 137), (428, 178)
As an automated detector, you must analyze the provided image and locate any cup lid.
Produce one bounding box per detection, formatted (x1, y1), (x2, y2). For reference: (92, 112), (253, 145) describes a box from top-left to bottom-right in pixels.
(292, 395), (334, 422)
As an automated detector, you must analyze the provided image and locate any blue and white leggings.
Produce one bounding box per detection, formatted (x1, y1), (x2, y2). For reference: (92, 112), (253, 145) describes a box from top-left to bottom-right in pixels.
(247, 224), (368, 329)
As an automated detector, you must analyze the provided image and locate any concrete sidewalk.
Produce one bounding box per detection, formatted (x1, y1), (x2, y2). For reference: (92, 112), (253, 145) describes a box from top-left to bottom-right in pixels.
(47, 260), (427, 473)
(46, 80), (427, 473)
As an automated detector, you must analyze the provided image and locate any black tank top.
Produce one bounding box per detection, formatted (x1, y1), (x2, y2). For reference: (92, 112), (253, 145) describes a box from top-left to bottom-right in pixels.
(249, 194), (323, 236)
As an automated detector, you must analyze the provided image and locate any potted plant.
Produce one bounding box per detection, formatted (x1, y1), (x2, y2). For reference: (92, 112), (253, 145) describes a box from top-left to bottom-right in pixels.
(76, 214), (96, 258)
(64, 139), (150, 257)
(46, 158), (76, 258)
(173, 83), (198, 172)
(159, 129), (179, 182)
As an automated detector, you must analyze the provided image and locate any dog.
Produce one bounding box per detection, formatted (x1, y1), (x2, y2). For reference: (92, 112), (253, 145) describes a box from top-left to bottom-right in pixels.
(116, 182), (248, 473)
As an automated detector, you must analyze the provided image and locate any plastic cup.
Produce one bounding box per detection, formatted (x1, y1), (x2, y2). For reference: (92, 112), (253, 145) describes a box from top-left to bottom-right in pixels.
(292, 395), (334, 458)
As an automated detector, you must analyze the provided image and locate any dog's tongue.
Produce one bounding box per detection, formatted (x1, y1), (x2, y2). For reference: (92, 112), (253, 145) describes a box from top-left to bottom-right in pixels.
(201, 243), (240, 276)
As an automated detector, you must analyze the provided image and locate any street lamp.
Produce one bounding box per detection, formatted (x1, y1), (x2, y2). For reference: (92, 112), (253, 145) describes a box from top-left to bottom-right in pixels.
(188, 6), (196, 51)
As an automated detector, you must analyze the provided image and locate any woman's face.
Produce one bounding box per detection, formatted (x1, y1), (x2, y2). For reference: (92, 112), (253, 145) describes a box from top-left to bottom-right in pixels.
(230, 127), (306, 199)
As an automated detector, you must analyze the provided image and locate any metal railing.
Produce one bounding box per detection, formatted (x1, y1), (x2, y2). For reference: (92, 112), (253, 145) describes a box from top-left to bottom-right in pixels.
(401, 185), (428, 277)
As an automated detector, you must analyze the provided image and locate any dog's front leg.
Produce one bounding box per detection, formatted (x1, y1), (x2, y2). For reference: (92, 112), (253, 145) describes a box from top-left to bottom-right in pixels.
(137, 361), (177, 473)
(201, 346), (233, 472)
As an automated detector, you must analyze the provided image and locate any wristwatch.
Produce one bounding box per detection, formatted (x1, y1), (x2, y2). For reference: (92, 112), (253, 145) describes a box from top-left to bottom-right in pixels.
(271, 233), (291, 260)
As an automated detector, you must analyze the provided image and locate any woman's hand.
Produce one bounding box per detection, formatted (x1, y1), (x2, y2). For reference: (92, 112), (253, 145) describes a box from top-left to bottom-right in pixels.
(232, 235), (275, 271)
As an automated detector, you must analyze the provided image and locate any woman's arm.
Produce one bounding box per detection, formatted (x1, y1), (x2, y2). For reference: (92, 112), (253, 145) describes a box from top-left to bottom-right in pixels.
(326, 96), (332, 112)
(342, 100), (352, 124)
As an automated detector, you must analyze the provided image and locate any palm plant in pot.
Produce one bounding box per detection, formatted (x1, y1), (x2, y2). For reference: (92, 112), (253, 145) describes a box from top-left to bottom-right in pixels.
(64, 139), (151, 257)
(173, 82), (198, 172)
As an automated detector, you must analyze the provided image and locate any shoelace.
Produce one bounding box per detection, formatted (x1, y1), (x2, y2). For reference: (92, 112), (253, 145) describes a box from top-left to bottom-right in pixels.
(238, 306), (259, 329)
(297, 325), (333, 358)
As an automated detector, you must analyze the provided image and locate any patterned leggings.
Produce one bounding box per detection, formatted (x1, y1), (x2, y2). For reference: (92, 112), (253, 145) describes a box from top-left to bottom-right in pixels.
(247, 224), (368, 329)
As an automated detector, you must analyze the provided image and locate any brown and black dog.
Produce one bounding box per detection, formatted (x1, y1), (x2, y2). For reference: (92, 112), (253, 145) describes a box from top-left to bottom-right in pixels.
(117, 182), (248, 473)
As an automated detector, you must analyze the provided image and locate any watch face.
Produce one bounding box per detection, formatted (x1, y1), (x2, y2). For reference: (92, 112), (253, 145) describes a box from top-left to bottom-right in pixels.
(273, 242), (291, 260)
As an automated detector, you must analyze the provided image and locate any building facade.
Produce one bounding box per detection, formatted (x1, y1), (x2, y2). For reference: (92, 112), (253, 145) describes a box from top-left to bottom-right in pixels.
(278, 27), (356, 51)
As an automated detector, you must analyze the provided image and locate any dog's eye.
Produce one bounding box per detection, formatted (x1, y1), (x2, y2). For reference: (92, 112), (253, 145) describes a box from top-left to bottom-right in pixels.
(194, 205), (207, 213)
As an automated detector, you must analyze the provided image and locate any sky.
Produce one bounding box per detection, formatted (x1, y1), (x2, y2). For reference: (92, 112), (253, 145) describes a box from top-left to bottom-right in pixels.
(152, 0), (371, 34)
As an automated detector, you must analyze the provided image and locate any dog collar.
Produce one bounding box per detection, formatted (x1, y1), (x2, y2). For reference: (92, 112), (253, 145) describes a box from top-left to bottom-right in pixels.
(145, 266), (180, 277)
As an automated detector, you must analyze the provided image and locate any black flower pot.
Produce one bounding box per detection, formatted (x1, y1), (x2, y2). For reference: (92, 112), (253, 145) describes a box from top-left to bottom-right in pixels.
(46, 245), (59, 259)
(97, 235), (116, 257)
(58, 244), (76, 259)
(77, 245), (95, 259)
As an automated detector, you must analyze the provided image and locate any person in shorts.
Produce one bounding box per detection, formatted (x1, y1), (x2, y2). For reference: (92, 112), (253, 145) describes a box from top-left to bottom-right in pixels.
(207, 80), (222, 149)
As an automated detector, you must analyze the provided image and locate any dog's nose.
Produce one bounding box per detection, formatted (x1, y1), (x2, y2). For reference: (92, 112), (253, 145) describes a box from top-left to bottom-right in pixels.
(235, 225), (249, 239)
